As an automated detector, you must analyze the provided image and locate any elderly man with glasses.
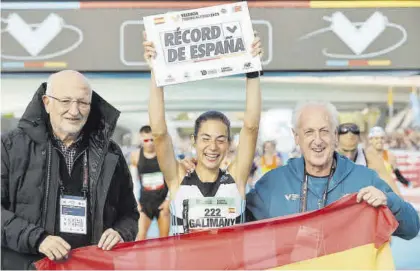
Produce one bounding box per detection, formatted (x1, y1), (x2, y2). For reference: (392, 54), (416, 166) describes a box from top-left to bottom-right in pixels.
(1, 70), (139, 269)
(246, 102), (418, 240)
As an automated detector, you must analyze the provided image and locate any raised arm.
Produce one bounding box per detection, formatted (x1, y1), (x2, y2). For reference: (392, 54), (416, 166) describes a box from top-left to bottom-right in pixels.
(389, 152), (411, 186)
(229, 36), (262, 196)
(144, 33), (180, 193)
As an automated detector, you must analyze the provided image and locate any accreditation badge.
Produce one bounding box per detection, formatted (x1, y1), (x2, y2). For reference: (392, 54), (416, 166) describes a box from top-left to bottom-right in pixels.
(60, 195), (87, 235)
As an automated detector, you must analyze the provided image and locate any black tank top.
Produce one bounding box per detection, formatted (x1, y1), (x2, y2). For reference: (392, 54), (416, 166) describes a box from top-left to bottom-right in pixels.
(137, 149), (167, 193)
(137, 148), (160, 175)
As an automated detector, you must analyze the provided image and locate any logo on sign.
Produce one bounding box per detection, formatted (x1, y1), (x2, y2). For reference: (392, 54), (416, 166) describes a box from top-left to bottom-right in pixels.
(181, 12), (199, 18)
(243, 62), (252, 70)
(1, 13), (83, 62)
(299, 11), (407, 66)
(221, 66), (233, 73)
(165, 74), (175, 83)
(180, 11), (220, 22)
(171, 15), (181, 22)
(200, 69), (217, 76)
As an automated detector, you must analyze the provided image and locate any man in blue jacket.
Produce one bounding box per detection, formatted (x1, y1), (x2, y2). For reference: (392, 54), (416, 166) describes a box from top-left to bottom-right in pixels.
(246, 101), (419, 240)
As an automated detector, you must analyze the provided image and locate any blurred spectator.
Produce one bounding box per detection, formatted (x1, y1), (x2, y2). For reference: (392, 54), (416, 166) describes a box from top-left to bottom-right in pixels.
(337, 123), (401, 194)
(385, 129), (420, 150)
(257, 141), (282, 174)
(130, 125), (169, 241)
(369, 127), (412, 188)
(337, 123), (365, 164)
(121, 133), (135, 164)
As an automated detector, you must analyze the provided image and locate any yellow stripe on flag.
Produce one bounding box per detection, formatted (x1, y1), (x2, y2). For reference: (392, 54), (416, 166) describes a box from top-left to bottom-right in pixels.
(272, 243), (394, 270)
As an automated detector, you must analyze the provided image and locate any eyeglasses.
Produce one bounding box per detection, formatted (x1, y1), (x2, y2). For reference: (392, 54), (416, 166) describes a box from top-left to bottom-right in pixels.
(338, 124), (360, 135)
(143, 139), (153, 143)
(47, 95), (91, 110)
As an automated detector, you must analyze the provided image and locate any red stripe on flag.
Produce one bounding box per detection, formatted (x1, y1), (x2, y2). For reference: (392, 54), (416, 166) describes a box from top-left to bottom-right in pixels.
(35, 194), (397, 270)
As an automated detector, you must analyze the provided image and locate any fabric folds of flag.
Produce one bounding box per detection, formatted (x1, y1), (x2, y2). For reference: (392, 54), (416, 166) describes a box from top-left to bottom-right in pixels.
(35, 194), (398, 270)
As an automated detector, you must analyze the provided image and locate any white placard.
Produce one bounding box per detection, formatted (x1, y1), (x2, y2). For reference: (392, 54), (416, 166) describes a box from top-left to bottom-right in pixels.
(143, 2), (262, 87)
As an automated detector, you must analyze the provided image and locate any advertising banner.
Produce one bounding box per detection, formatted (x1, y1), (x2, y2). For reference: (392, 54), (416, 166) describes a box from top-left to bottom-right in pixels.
(1, 1), (419, 72)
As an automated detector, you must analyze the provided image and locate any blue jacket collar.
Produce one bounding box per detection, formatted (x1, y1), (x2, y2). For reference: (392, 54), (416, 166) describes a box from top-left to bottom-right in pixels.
(287, 152), (355, 192)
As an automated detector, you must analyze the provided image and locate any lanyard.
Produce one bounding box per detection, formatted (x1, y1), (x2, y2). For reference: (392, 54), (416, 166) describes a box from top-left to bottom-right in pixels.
(299, 158), (336, 213)
(182, 199), (189, 234)
(59, 151), (89, 198)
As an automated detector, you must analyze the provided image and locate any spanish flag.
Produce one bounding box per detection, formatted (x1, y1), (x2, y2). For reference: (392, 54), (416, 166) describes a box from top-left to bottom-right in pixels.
(35, 194), (397, 270)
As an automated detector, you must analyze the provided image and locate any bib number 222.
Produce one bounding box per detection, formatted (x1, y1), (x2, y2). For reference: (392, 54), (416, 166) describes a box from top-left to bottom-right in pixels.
(204, 208), (221, 217)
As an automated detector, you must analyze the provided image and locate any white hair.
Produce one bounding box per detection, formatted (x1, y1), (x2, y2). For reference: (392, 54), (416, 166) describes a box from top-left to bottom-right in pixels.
(292, 101), (339, 131)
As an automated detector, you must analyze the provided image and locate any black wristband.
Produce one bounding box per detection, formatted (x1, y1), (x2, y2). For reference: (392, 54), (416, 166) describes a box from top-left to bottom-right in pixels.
(246, 71), (263, 78)
(394, 168), (410, 185)
(35, 232), (49, 251)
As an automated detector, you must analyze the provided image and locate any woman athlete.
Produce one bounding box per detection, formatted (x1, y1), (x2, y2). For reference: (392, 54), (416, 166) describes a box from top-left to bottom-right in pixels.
(143, 31), (263, 234)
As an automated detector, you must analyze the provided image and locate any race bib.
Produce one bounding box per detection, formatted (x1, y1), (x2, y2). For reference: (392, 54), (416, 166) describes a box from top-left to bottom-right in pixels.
(142, 172), (165, 190)
(60, 195), (87, 235)
(184, 197), (239, 232)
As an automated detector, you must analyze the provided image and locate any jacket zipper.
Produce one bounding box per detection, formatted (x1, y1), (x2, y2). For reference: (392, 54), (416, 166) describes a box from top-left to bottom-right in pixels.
(71, 148), (94, 242)
(73, 151), (86, 173)
(41, 142), (52, 228)
(91, 142), (110, 242)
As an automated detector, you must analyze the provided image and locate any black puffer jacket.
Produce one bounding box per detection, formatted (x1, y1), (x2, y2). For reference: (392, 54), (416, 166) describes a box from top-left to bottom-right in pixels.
(1, 83), (139, 268)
